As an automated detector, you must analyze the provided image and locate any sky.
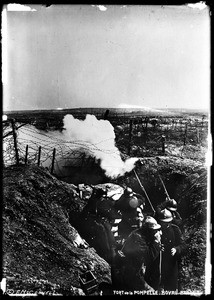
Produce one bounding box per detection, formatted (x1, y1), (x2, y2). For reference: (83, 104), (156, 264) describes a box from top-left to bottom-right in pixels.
(2, 4), (211, 111)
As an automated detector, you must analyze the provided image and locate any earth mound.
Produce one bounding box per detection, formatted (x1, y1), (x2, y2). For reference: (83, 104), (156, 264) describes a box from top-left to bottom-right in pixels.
(2, 153), (208, 295)
(2, 164), (111, 296)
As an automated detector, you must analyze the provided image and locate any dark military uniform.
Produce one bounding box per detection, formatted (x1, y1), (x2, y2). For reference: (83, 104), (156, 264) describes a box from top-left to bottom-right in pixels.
(170, 211), (183, 228)
(114, 192), (145, 240)
(81, 188), (122, 264)
(111, 226), (161, 291)
(159, 221), (187, 291)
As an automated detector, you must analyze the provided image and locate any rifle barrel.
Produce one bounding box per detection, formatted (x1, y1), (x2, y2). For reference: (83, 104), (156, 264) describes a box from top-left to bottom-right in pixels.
(158, 175), (170, 199)
(133, 170), (155, 214)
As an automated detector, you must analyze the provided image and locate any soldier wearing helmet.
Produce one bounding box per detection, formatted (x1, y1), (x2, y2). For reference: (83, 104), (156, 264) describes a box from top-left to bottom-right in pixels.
(114, 187), (145, 242)
(156, 208), (187, 292)
(111, 216), (162, 291)
(156, 198), (183, 229)
(166, 199), (183, 228)
(80, 188), (122, 264)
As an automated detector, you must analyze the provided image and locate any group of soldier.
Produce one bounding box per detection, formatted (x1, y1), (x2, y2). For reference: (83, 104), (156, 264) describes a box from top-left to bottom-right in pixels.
(81, 183), (187, 294)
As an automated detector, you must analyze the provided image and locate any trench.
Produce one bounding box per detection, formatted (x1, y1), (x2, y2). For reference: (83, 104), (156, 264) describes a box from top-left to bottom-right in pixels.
(54, 157), (109, 185)
(3, 111), (209, 293)
(51, 146), (207, 293)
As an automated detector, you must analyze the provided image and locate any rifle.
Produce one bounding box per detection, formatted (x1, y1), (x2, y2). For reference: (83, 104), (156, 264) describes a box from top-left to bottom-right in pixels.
(157, 248), (165, 294)
(158, 175), (171, 200)
(158, 248), (162, 294)
(133, 170), (156, 215)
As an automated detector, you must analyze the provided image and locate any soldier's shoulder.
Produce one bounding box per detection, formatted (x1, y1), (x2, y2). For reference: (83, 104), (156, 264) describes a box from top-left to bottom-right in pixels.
(171, 223), (179, 228)
(130, 228), (141, 237)
(171, 223), (182, 233)
(130, 229), (146, 241)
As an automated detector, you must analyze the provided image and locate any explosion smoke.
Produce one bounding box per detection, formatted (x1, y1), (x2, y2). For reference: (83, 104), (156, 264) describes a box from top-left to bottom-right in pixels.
(61, 114), (138, 178)
(13, 114), (139, 179)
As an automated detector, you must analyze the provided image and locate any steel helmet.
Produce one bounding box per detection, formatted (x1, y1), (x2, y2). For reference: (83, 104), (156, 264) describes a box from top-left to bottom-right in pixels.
(143, 216), (161, 230)
(166, 199), (177, 211)
(129, 196), (139, 208)
(158, 208), (173, 222)
(125, 187), (133, 195)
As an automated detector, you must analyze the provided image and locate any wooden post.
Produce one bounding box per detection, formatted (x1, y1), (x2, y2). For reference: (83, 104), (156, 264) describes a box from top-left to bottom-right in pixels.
(201, 115), (205, 136)
(196, 128), (200, 144)
(145, 117), (149, 131)
(128, 119), (133, 155)
(11, 118), (19, 165)
(183, 123), (188, 145)
(161, 135), (166, 154)
(37, 146), (41, 166)
(103, 109), (109, 120)
(51, 148), (56, 174)
(201, 116), (204, 127)
(25, 145), (28, 165)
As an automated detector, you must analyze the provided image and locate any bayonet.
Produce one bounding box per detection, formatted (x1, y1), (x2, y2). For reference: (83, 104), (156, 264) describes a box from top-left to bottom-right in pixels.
(158, 175), (170, 200)
(133, 170), (155, 215)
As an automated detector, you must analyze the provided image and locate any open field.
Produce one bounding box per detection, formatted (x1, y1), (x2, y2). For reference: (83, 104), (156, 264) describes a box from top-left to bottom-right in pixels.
(3, 107), (209, 166)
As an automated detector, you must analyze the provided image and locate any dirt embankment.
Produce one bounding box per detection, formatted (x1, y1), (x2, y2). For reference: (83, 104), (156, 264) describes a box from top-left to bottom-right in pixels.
(2, 154), (208, 295)
(2, 164), (111, 296)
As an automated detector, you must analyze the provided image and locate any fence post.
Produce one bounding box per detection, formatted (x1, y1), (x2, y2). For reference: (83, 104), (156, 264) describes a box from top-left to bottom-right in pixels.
(161, 135), (166, 154)
(201, 115), (205, 136)
(37, 146), (41, 166)
(128, 119), (133, 155)
(11, 118), (19, 165)
(51, 148), (56, 174)
(183, 123), (188, 146)
(201, 115), (204, 127)
(25, 145), (28, 165)
(145, 116), (149, 131)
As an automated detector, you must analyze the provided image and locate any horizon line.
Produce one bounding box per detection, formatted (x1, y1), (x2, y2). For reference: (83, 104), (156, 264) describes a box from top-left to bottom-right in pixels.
(3, 107), (209, 114)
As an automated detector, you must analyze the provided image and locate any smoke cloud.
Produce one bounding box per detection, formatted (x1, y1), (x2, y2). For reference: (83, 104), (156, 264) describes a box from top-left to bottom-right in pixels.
(13, 114), (138, 179)
(61, 114), (138, 178)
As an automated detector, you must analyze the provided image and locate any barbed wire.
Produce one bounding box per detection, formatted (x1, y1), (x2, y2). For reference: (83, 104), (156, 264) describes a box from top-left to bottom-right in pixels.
(2, 117), (208, 171)
(3, 123), (121, 171)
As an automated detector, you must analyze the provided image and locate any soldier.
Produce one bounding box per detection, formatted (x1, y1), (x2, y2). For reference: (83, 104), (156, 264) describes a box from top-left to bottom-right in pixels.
(156, 208), (187, 292)
(94, 191), (123, 259)
(166, 199), (183, 229)
(111, 216), (162, 292)
(156, 198), (183, 229)
(78, 188), (122, 264)
(114, 187), (145, 242)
